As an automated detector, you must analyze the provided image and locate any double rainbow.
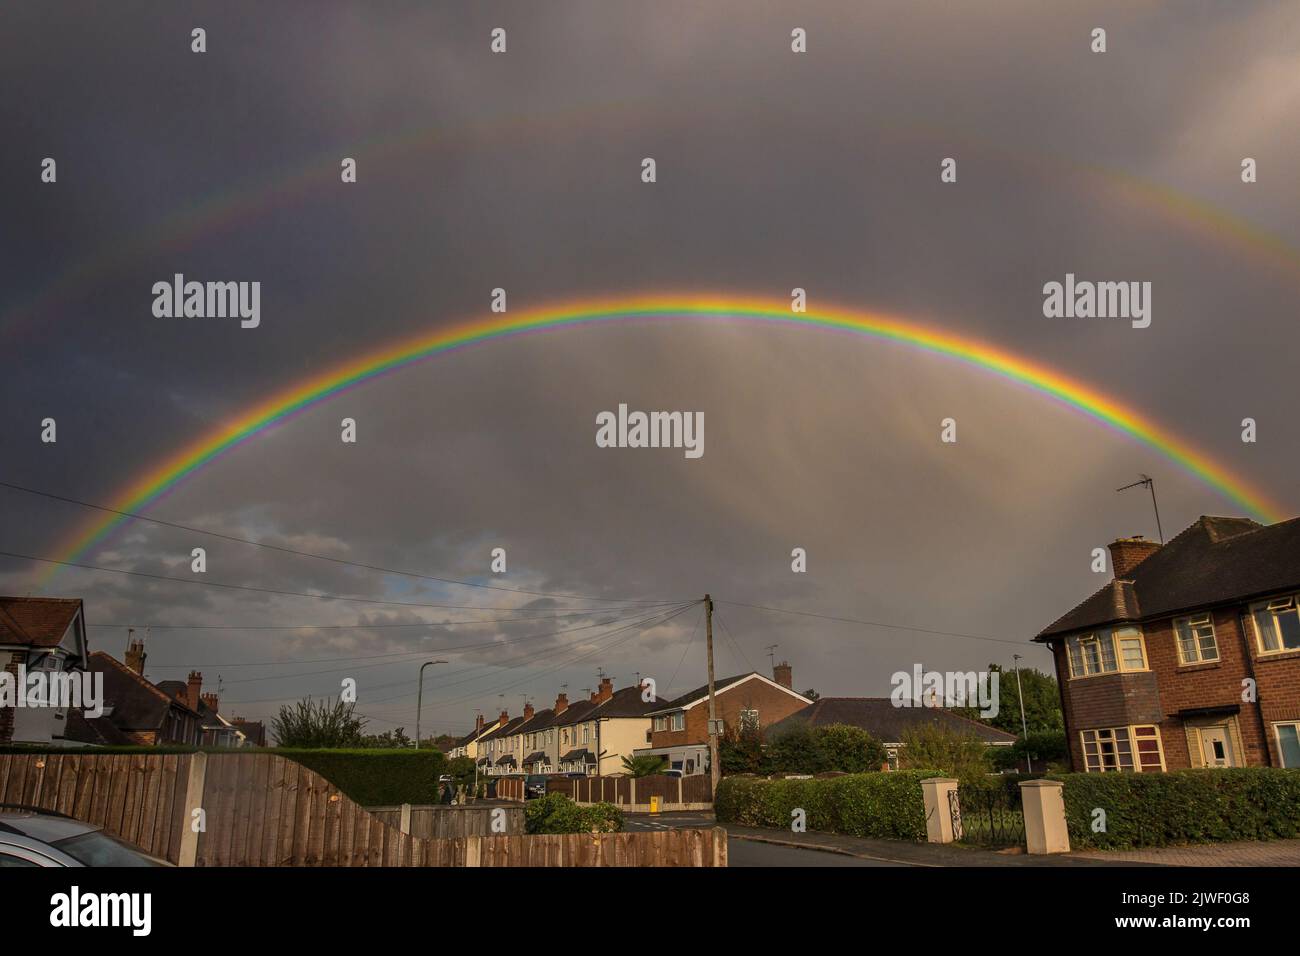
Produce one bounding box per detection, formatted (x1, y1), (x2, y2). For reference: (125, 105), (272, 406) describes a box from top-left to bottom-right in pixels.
(40, 294), (1285, 588)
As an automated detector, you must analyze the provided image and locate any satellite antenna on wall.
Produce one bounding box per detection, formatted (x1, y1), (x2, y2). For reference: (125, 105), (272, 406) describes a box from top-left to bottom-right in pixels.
(1117, 474), (1165, 543)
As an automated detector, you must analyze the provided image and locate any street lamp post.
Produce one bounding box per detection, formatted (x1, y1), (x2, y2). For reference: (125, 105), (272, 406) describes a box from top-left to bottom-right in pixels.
(415, 660), (447, 749)
(1012, 654), (1030, 772)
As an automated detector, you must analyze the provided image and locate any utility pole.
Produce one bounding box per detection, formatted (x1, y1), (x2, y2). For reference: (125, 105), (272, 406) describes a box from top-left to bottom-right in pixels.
(1012, 654), (1030, 772)
(705, 594), (720, 796)
(415, 659), (447, 748)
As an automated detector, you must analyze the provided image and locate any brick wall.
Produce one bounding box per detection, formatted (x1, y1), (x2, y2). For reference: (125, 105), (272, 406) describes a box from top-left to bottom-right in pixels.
(0, 652), (20, 744)
(650, 677), (806, 748)
(1056, 602), (1300, 771)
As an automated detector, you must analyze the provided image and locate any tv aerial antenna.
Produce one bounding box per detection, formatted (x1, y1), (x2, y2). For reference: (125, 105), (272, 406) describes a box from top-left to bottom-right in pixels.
(1117, 474), (1164, 543)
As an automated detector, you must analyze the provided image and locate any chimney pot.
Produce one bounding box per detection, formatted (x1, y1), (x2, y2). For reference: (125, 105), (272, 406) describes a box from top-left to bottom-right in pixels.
(499, 709), (509, 726)
(555, 692), (569, 714)
(595, 677), (614, 703)
(523, 702), (535, 720)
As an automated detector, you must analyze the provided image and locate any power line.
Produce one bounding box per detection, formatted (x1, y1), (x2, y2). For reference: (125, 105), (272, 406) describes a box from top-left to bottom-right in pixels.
(714, 608), (756, 672)
(0, 549), (688, 613)
(200, 606), (684, 684)
(715, 598), (1028, 647)
(0, 479), (666, 604)
(87, 604), (670, 631)
(665, 603), (704, 696)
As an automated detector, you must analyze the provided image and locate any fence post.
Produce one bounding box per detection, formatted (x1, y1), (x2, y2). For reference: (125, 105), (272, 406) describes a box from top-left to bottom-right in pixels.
(177, 752), (207, 867)
(1019, 779), (1070, 854)
(712, 826), (727, 867)
(399, 803), (412, 835)
(630, 778), (636, 808)
(677, 777), (683, 808)
(920, 777), (960, 844)
(465, 835), (482, 867)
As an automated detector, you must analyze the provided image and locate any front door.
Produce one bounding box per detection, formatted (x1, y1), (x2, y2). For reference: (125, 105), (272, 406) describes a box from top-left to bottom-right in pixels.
(1201, 726), (1235, 767)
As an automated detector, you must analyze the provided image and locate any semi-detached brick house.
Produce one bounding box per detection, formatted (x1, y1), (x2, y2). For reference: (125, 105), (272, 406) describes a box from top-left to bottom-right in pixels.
(1034, 515), (1300, 773)
(635, 663), (812, 774)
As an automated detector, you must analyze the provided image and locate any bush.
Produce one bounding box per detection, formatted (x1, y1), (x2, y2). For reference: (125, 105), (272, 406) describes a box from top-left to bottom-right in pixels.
(715, 771), (939, 841)
(897, 723), (991, 783)
(524, 793), (624, 834)
(765, 723), (888, 775)
(991, 731), (1069, 772)
(1058, 767), (1300, 849)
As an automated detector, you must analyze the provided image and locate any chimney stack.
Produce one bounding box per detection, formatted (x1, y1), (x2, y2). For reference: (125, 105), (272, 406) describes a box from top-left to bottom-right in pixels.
(201, 692), (219, 714)
(594, 677), (614, 703)
(554, 692), (569, 714)
(499, 709), (509, 726)
(125, 635), (147, 676)
(1108, 536), (1162, 579)
(523, 702), (535, 721)
(773, 660), (793, 689)
(186, 672), (203, 712)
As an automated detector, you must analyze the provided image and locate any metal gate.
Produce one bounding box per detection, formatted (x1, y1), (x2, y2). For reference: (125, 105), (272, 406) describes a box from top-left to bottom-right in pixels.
(952, 779), (1026, 848)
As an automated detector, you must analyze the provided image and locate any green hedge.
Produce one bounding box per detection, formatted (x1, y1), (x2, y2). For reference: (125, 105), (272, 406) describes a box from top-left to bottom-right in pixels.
(0, 744), (448, 807)
(714, 771), (939, 841)
(270, 748), (448, 806)
(524, 793), (623, 834)
(1058, 767), (1300, 849)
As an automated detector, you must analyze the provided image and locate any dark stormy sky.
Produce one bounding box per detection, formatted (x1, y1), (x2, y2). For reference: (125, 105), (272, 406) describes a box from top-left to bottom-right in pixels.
(2, 2), (1298, 737)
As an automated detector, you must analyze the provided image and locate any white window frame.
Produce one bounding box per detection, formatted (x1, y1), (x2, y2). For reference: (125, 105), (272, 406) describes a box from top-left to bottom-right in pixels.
(1174, 613), (1220, 665)
(1250, 595), (1300, 655)
(669, 711), (685, 732)
(1079, 724), (1165, 773)
(1273, 721), (1300, 769)
(1066, 627), (1147, 678)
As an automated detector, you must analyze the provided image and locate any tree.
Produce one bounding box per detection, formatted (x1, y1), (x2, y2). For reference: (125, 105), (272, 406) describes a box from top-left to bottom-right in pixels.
(359, 727), (412, 749)
(271, 697), (366, 748)
(620, 754), (668, 777)
(802, 688), (821, 701)
(956, 664), (1062, 735)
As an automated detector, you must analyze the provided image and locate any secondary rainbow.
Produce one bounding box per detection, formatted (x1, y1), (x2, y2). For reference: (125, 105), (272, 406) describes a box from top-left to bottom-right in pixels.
(42, 294), (1287, 586)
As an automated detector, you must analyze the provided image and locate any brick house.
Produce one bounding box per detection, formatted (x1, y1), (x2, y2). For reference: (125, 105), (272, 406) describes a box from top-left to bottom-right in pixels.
(1035, 515), (1300, 772)
(0, 597), (91, 745)
(634, 663), (812, 774)
(84, 638), (202, 747)
(156, 672), (248, 747)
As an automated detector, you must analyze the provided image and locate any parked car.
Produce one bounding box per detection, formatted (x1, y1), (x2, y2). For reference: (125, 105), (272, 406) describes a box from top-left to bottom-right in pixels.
(661, 769), (684, 779)
(562, 771), (587, 778)
(0, 809), (169, 867)
(524, 774), (548, 799)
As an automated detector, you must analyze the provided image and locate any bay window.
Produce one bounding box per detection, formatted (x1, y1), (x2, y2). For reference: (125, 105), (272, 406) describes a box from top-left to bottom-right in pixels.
(1066, 626), (1147, 677)
(1080, 725), (1164, 772)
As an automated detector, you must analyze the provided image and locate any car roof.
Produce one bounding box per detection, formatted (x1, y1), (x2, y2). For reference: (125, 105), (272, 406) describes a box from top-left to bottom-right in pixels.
(0, 811), (100, 843)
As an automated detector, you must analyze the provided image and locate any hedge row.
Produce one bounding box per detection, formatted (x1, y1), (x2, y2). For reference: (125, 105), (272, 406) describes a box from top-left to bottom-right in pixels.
(714, 771), (939, 841)
(0, 745), (448, 807)
(524, 793), (623, 834)
(1058, 767), (1300, 849)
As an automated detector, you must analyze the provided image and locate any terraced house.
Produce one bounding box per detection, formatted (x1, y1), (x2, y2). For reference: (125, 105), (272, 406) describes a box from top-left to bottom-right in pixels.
(474, 677), (663, 776)
(1035, 515), (1300, 773)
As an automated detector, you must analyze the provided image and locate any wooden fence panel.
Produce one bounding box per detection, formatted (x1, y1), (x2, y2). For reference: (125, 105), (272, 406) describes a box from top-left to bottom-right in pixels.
(0, 754), (723, 866)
